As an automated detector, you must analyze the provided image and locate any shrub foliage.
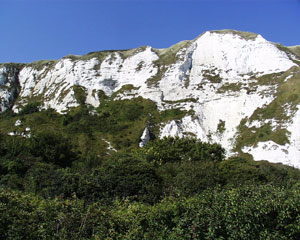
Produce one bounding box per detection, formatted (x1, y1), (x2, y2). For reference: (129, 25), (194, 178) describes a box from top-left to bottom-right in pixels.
(1, 103), (300, 239)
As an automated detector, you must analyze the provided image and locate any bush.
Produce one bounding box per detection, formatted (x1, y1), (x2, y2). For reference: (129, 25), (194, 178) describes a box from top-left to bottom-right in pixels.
(3, 185), (300, 239)
(217, 157), (300, 187)
(136, 137), (225, 165)
(28, 131), (77, 167)
(99, 153), (163, 203)
(19, 102), (40, 115)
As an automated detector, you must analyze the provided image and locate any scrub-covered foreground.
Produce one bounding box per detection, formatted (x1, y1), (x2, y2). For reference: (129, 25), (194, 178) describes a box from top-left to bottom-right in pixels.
(1, 105), (300, 239)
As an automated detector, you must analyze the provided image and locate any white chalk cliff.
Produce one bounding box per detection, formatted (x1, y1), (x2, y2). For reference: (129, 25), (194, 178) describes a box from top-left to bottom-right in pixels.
(1, 30), (300, 167)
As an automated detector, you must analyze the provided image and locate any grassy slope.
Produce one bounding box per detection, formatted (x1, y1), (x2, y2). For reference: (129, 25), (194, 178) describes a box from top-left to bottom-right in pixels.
(288, 45), (300, 58)
(0, 95), (189, 161)
(210, 29), (259, 40)
(234, 66), (300, 157)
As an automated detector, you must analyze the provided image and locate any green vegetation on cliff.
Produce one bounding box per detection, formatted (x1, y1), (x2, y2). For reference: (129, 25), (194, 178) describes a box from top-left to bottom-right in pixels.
(1, 99), (300, 239)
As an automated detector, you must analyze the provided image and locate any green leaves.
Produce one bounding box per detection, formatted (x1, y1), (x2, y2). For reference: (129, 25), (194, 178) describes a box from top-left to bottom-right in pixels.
(136, 137), (225, 165)
(19, 102), (41, 115)
(2, 105), (300, 238)
(2, 185), (300, 239)
(28, 131), (78, 167)
(99, 153), (163, 204)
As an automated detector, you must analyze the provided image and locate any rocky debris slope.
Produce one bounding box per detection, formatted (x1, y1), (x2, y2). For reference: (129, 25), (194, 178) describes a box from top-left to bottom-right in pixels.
(1, 30), (300, 167)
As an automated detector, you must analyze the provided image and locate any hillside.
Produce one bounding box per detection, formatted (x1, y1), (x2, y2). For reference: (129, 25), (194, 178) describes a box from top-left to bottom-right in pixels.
(1, 30), (300, 168)
(2, 30), (300, 239)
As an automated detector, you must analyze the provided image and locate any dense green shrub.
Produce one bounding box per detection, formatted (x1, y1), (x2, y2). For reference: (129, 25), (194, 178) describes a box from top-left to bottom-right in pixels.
(28, 131), (78, 167)
(218, 157), (300, 187)
(2, 105), (300, 239)
(19, 101), (41, 115)
(136, 136), (225, 165)
(21, 154), (162, 204)
(98, 153), (163, 203)
(24, 162), (58, 197)
(2, 185), (300, 239)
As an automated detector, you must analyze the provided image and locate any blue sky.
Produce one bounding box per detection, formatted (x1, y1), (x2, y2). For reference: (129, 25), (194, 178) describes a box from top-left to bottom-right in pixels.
(0, 0), (300, 63)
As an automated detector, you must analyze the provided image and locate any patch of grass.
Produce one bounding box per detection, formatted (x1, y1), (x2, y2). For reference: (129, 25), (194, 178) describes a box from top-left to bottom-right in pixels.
(93, 96), (190, 149)
(217, 120), (226, 134)
(14, 94), (46, 112)
(217, 82), (242, 93)
(254, 71), (286, 86)
(250, 68), (300, 122)
(159, 108), (188, 122)
(73, 86), (87, 105)
(288, 45), (300, 58)
(65, 51), (112, 62)
(184, 74), (190, 88)
(234, 68), (300, 154)
(0, 63), (25, 70)
(276, 44), (300, 65)
(120, 46), (148, 59)
(64, 47), (148, 71)
(96, 90), (108, 102)
(94, 97), (156, 150)
(146, 66), (166, 87)
(210, 30), (258, 40)
(235, 122), (289, 153)
(58, 88), (71, 103)
(163, 98), (198, 104)
(0, 97), (166, 158)
(27, 60), (58, 72)
(250, 102), (288, 123)
(0, 109), (64, 138)
(135, 61), (145, 72)
(202, 69), (222, 83)
(111, 84), (140, 99)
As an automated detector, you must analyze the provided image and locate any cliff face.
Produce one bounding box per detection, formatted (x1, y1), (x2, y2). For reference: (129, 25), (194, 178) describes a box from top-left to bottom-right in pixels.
(1, 30), (300, 167)
(0, 64), (21, 112)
